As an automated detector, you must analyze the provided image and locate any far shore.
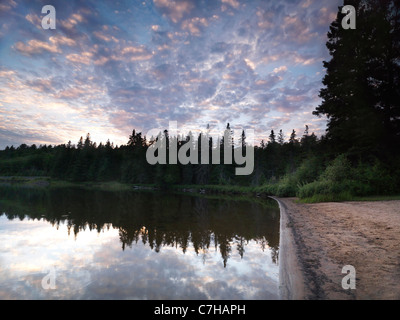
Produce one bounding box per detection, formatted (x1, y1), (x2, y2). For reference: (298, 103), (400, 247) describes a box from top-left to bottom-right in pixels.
(1, 176), (400, 202)
(276, 197), (400, 300)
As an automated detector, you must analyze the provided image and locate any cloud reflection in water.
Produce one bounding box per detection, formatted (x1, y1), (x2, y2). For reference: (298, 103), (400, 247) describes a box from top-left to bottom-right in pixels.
(0, 189), (279, 299)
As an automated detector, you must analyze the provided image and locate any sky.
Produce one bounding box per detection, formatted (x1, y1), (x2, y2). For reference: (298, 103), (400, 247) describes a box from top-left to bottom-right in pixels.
(0, 0), (342, 149)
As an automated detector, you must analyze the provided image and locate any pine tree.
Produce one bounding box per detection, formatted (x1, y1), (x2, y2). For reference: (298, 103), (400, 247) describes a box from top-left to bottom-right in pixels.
(239, 130), (246, 149)
(77, 136), (83, 150)
(268, 130), (276, 144)
(84, 133), (92, 149)
(289, 130), (297, 144)
(277, 129), (284, 145)
(314, 0), (400, 156)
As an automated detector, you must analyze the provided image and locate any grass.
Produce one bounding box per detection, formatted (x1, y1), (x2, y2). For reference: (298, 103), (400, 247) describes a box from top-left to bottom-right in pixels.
(297, 191), (353, 203)
(352, 194), (400, 201)
(298, 193), (400, 203)
(0, 176), (51, 187)
(50, 180), (134, 191)
(170, 184), (269, 195)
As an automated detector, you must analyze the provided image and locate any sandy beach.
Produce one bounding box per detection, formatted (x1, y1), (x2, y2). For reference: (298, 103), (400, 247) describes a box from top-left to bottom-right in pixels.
(276, 198), (400, 300)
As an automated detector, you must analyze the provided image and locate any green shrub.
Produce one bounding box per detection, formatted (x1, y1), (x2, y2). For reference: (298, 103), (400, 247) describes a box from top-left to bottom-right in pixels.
(352, 161), (397, 195)
(299, 191), (353, 203)
(255, 183), (279, 195)
(297, 154), (400, 201)
(275, 174), (297, 197)
(320, 154), (353, 182)
(297, 155), (355, 199)
(262, 153), (400, 201)
(292, 156), (323, 185)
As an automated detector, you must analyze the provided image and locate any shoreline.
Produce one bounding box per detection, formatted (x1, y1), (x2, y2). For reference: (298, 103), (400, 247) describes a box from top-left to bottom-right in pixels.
(275, 197), (400, 300)
(273, 197), (305, 300)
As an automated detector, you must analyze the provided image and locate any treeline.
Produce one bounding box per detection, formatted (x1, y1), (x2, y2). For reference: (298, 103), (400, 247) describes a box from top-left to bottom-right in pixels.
(1, 123), (399, 200)
(0, 126), (320, 186)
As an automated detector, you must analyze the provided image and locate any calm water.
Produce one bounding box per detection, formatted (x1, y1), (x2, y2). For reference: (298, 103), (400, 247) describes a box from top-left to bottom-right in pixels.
(0, 187), (280, 299)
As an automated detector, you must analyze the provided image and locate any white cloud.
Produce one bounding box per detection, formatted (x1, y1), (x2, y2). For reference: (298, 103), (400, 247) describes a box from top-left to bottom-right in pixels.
(273, 66), (287, 73)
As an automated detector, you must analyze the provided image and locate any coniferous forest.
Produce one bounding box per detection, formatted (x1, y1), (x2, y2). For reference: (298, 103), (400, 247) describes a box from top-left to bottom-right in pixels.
(1, 0), (400, 201)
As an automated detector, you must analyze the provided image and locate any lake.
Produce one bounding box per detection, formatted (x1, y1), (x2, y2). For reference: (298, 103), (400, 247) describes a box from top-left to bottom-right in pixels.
(0, 187), (280, 299)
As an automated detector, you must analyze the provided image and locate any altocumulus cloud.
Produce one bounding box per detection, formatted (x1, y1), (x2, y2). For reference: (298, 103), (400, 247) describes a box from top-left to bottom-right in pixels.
(0, 0), (341, 149)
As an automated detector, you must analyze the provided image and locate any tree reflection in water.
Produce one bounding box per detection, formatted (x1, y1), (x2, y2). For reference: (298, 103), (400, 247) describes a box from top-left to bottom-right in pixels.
(0, 187), (279, 267)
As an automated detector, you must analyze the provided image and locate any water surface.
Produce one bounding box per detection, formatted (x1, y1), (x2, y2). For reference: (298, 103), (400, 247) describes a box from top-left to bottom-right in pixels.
(0, 187), (279, 299)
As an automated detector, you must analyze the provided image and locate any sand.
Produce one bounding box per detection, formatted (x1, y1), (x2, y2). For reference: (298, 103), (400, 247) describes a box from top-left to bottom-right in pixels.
(276, 197), (400, 300)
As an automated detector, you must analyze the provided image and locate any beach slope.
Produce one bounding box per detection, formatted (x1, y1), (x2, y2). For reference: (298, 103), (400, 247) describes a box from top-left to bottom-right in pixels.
(277, 198), (400, 300)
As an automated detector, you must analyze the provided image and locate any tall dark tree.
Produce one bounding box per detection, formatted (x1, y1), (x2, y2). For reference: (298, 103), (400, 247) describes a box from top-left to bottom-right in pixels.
(84, 133), (93, 149)
(77, 136), (84, 150)
(277, 129), (284, 145)
(314, 0), (400, 158)
(289, 130), (297, 145)
(239, 129), (246, 149)
(268, 130), (276, 144)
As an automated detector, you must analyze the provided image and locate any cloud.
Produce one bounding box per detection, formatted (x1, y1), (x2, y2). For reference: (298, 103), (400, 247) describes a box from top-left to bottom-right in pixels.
(282, 15), (318, 44)
(93, 30), (119, 43)
(25, 13), (41, 28)
(244, 58), (256, 70)
(49, 35), (77, 47)
(59, 13), (86, 30)
(181, 17), (208, 36)
(14, 39), (61, 56)
(221, 0), (240, 9)
(120, 45), (153, 61)
(66, 52), (93, 65)
(56, 87), (86, 99)
(301, 0), (314, 9)
(0, 128), (61, 148)
(273, 65), (288, 74)
(318, 7), (338, 26)
(0, 0), (342, 148)
(153, 0), (194, 23)
(0, 0), (16, 12)
(25, 78), (55, 93)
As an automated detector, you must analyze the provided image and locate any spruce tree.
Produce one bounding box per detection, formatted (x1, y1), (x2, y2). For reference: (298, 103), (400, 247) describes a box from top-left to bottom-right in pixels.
(277, 129), (284, 145)
(268, 130), (276, 144)
(314, 0), (400, 157)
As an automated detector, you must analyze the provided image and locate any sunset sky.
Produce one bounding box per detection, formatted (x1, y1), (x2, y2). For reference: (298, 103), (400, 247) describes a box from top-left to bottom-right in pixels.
(0, 0), (341, 149)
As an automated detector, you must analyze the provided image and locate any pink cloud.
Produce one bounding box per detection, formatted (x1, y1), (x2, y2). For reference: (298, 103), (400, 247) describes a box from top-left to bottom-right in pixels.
(0, 0), (16, 11)
(59, 13), (86, 30)
(66, 52), (93, 65)
(153, 0), (194, 23)
(221, 0), (240, 9)
(25, 13), (41, 28)
(93, 31), (119, 43)
(49, 35), (77, 47)
(119, 46), (153, 61)
(181, 17), (208, 36)
(14, 39), (61, 56)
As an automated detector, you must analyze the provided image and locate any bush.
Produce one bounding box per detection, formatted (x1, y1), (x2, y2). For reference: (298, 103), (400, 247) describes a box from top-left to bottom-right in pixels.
(297, 180), (329, 198)
(262, 153), (399, 201)
(275, 174), (297, 197)
(320, 154), (353, 182)
(255, 183), (279, 195)
(352, 161), (397, 195)
(292, 156), (323, 185)
(297, 155), (355, 200)
(297, 154), (400, 201)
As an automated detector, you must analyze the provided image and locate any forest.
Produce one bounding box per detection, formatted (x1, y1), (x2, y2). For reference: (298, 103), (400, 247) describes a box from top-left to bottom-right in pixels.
(1, 0), (399, 201)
